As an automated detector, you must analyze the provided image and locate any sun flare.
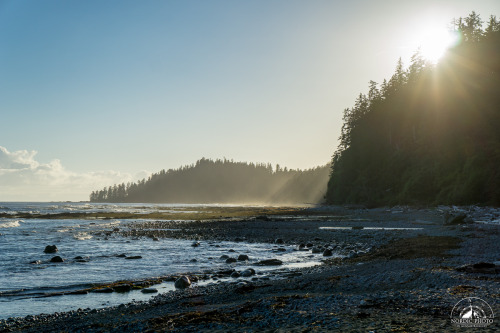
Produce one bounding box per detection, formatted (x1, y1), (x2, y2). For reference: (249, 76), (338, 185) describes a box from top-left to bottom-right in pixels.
(418, 27), (459, 64)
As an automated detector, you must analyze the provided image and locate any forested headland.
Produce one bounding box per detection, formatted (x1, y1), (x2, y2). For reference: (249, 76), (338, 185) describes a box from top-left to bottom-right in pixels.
(326, 13), (500, 206)
(90, 158), (330, 204)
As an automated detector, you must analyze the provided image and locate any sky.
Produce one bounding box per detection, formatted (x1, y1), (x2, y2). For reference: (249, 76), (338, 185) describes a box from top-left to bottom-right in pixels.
(1, 0), (499, 201)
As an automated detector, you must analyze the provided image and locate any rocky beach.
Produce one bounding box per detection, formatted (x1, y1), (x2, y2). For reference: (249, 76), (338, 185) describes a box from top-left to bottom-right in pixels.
(1, 205), (499, 332)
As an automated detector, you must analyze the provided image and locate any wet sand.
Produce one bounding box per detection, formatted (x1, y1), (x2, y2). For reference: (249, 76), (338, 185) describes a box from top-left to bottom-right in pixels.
(1, 206), (499, 332)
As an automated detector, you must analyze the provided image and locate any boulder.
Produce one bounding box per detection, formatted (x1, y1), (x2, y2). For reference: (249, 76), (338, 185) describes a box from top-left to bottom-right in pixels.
(241, 268), (256, 277)
(237, 254), (249, 261)
(44, 245), (58, 254)
(50, 256), (64, 263)
(323, 249), (333, 257)
(255, 259), (283, 266)
(174, 276), (191, 289)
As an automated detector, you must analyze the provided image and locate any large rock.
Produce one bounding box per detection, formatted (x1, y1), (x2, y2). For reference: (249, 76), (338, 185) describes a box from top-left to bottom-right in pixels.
(255, 259), (283, 266)
(174, 276), (191, 289)
(50, 256), (64, 263)
(237, 254), (249, 261)
(44, 245), (58, 253)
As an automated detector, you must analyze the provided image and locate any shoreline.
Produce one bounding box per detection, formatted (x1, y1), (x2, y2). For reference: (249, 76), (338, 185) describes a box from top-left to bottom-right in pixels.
(1, 206), (499, 332)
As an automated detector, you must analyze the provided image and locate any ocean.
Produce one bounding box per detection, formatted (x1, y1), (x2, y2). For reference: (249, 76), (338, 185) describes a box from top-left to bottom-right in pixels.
(0, 202), (323, 319)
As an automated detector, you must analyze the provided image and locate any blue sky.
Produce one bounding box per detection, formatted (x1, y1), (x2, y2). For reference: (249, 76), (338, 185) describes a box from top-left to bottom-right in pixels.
(0, 0), (499, 201)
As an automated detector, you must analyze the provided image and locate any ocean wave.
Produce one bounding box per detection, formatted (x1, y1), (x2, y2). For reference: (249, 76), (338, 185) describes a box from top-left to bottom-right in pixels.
(0, 220), (22, 228)
(73, 232), (92, 240)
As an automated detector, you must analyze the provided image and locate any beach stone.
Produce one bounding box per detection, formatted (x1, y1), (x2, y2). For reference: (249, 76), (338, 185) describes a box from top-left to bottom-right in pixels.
(241, 268), (256, 277)
(226, 257), (237, 264)
(231, 271), (240, 278)
(323, 249), (333, 256)
(141, 288), (158, 294)
(237, 254), (249, 261)
(275, 238), (284, 244)
(174, 276), (191, 289)
(50, 256), (64, 263)
(44, 245), (58, 253)
(255, 259), (283, 266)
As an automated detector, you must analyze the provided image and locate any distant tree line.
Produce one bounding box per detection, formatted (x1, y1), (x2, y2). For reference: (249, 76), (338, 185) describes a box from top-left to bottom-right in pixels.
(90, 158), (330, 204)
(326, 12), (500, 206)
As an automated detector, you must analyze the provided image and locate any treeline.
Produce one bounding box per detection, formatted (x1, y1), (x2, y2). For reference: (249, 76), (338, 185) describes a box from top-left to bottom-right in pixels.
(90, 158), (330, 204)
(326, 12), (500, 206)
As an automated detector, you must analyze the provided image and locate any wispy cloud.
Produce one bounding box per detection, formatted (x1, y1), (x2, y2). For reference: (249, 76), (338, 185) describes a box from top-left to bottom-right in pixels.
(0, 146), (147, 201)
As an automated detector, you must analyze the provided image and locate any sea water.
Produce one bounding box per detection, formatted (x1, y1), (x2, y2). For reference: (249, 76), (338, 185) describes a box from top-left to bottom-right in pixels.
(0, 202), (324, 319)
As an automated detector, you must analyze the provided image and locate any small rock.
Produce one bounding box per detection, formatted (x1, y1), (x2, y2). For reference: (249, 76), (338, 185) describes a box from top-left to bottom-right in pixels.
(237, 254), (249, 261)
(30, 260), (42, 264)
(277, 247), (287, 252)
(174, 276), (191, 289)
(220, 255), (229, 259)
(231, 272), (240, 278)
(152, 237), (159, 241)
(241, 268), (256, 277)
(312, 247), (322, 254)
(44, 245), (58, 254)
(125, 256), (142, 260)
(323, 249), (333, 257)
(191, 242), (200, 247)
(275, 238), (284, 244)
(113, 284), (131, 293)
(228, 249), (235, 253)
(226, 258), (237, 264)
(190, 259), (198, 262)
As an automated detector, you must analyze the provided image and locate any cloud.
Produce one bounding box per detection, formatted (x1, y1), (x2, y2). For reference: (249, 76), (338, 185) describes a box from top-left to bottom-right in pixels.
(0, 146), (147, 201)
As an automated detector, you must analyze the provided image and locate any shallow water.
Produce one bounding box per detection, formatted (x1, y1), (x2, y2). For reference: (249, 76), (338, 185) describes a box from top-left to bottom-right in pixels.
(0, 202), (328, 319)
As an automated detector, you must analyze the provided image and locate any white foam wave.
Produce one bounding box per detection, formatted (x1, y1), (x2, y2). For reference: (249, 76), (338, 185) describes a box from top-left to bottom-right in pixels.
(0, 220), (22, 228)
(73, 232), (92, 240)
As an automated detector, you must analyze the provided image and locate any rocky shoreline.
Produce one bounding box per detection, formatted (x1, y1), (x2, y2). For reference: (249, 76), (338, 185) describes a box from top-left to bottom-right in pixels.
(1, 206), (499, 332)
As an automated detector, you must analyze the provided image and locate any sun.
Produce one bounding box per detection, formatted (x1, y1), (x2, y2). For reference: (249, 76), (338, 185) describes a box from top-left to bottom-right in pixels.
(418, 26), (459, 64)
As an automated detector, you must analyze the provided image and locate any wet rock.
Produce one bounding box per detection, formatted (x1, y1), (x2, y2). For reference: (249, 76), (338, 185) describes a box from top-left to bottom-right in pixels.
(152, 237), (159, 241)
(113, 284), (131, 293)
(50, 256), (64, 263)
(255, 259), (283, 266)
(275, 238), (284, 244)
(174, 276), (191, 289)
(116, 253), (127, 258)
(220, 255), (229, 259)
(228, 249), (235, 253)
(44, 245), (58, 254)
(190, 259), (198, 262)
(93, 288), (113, 293)
(306, 243), (313, 248)
(237, 254), (249, 261)
(277, 247), (287, 252)
(312, 247), (322, 254)
(125, 256), (142, 260)
(231, 271), (240, 278)
(323, 249), (333, 257)
(298, 243), (306, 250)
(30, 260), (42, 264)
(141, 288), (158, 294)
(457, 262), (498, 274)
(241, 268), (256, 277)
(191, 242), (200, 247)
(74, 256), (84, 260)
(226, 257), (237, 264)
(444, 212), (472, 225)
